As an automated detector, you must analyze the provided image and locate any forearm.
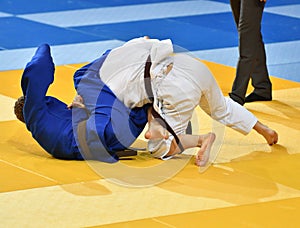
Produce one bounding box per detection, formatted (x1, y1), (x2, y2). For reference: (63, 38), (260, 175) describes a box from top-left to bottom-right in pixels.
(167, 134), (200, 156)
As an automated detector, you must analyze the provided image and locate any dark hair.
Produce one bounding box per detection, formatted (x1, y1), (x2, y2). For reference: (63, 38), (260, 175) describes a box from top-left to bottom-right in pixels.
(14, 96), (25, 123)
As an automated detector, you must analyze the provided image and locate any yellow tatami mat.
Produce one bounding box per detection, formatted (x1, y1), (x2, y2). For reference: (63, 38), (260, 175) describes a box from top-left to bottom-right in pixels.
(0, 61), (300, 227)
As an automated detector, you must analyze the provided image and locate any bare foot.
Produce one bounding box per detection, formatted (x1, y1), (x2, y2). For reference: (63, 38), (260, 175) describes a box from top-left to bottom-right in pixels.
(144, 118), (169, 140)
(254, 121), (278, 145)
(195, 133), (216, 167)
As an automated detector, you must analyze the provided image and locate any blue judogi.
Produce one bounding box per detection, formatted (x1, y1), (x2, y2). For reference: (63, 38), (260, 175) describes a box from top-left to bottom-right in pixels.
(73, 50), (149, 162)
(21, 44), (148, 162)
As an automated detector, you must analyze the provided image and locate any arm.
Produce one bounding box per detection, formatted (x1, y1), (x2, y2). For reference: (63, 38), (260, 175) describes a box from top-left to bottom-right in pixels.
(145, 108), (200, 153)
(146, 106), (216, 164)
(167, 134), (200, 156)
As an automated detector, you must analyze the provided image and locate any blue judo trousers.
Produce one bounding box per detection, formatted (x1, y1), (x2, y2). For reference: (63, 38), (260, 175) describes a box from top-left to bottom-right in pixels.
(21, 44), (148, 163)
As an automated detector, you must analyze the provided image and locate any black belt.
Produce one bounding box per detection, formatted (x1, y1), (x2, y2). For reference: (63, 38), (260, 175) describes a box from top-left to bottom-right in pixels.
(144, 55), (184, 153)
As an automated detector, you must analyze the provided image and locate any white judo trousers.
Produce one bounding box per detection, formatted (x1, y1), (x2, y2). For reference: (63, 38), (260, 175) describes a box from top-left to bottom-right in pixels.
(99, 38), (257, 159)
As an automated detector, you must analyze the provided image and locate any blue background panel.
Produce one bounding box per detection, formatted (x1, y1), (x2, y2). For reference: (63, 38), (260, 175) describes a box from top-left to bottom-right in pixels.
(0, 17), (109, 49)
(262, 13), (300, 43)
(0, 0), (185, 14)
(72, 20), (236, 51)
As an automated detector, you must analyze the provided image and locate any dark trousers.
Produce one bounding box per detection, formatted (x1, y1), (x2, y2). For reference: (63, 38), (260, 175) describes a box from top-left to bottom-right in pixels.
(229, 0), (272, 105)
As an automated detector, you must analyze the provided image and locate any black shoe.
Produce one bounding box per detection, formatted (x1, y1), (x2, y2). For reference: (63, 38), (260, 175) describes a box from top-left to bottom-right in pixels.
(245, 93), (272, 103)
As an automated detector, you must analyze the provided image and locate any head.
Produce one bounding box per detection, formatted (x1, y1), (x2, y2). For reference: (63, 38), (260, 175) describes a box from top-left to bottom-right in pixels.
(14, 96), (25, 123)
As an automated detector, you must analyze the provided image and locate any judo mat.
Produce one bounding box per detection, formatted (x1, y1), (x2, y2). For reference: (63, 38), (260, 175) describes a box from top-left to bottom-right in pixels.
(1, 60), (300, 227)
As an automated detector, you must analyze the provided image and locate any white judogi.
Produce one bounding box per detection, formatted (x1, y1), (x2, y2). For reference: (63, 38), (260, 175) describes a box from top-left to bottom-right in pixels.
(99, 37), (257, 159)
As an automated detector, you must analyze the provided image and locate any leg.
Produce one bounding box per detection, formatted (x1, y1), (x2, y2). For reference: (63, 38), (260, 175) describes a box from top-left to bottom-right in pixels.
(230, 0), (241, 27)
(21, 44), (55, 124)
(247, 32), (272, 101)
(20, 44), (82, 160)
(246, 1), (272, 101)
(21, 44), (54, 100)
(229, 0), (267, 105)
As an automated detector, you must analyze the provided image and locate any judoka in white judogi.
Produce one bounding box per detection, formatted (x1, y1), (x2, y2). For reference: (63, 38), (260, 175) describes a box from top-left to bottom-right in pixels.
(98, 37), (268, 160)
